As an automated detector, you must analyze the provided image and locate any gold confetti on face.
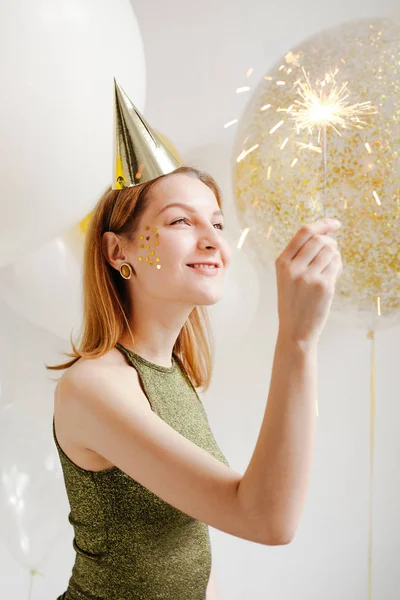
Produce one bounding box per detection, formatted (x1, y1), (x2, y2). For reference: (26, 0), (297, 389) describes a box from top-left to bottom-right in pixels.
(137, 226), (161, 270)
(233, 18), (400, 330)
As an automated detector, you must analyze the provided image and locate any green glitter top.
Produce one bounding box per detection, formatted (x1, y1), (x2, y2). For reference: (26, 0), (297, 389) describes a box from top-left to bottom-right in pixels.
(53, 343), (229, 600)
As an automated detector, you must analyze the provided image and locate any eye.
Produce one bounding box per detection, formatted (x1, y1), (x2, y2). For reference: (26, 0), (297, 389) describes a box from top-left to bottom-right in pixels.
(171, 218), (189, 225)
(171, 218), (225, 231)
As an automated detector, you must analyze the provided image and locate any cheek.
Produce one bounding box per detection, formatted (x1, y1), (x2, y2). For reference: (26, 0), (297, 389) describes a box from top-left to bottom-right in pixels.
(135, 226), (197, 273)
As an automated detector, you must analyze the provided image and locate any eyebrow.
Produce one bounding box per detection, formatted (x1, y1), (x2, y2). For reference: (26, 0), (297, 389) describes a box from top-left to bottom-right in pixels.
(156, 202), (224, 218)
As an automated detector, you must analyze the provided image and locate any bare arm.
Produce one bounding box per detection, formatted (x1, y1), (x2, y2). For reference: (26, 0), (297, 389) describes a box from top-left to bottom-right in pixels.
(58, 366), (275, 546)
(236, 333), (318, 544)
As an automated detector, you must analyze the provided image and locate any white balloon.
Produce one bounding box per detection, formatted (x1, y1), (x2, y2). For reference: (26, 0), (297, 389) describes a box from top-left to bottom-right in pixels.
(0, 300), (72, 569)
(0, 404), (67, 570)
(0, 0), (146, 268)
(0, 224), (84, 341)
(0, 296), (66, 418)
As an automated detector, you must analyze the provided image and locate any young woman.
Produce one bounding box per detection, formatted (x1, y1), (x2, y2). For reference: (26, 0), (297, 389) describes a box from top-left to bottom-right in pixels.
(48, 166), (342, 599)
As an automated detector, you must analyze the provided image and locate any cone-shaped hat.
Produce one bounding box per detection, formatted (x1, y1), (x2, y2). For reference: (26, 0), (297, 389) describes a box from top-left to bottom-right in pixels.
(113, 79), (182, 189)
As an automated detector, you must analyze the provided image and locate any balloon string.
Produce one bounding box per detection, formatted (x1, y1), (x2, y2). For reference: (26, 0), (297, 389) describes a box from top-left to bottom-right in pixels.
(367, 329), (376, 600)
(28, 568), (45, 600)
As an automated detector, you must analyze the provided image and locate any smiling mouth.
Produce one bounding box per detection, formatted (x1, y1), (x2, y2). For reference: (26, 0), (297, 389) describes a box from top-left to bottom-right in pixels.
(187, 262), (220, 268)
(187, 265), (219, 269)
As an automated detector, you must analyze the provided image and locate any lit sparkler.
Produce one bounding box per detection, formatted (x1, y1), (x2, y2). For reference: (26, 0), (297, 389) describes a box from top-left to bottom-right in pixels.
(287, 67), (377, 215)
(288, 67), (376, 137)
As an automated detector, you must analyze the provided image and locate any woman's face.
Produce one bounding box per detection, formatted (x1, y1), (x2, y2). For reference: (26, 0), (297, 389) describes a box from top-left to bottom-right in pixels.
(126, 173), (231, 307)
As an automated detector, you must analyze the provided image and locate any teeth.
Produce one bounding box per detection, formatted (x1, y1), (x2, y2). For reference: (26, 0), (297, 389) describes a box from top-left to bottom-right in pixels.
(190, 264), (217, 269)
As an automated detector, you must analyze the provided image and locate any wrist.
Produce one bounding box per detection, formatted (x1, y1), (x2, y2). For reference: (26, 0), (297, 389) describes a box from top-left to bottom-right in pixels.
(276, 330), (319, 355)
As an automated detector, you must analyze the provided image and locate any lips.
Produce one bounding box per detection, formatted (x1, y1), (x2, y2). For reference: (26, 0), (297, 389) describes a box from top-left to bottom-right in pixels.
(186, 263), (220, 268)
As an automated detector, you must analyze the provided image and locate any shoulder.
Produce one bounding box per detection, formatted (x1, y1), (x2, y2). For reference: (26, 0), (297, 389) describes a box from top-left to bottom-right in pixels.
(53, 347), (148, 470)
(54, 348), (147, 430)
(57, 347), (129, 392)
(55, 346), (148, 420)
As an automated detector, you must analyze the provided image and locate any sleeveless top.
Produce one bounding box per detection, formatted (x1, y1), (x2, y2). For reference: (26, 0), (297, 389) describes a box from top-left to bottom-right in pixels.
(53, 343), (230, 600)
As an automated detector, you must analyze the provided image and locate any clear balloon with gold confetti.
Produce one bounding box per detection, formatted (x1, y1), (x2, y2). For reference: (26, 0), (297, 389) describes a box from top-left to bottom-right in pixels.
(232, 18), (400, 332)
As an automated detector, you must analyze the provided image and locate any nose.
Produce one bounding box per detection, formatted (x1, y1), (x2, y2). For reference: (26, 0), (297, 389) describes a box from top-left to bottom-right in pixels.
(198, 224), (221, 250)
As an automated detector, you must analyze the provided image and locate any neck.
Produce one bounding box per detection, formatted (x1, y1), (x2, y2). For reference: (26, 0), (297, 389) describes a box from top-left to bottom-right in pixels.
(118, 296), (194, 368)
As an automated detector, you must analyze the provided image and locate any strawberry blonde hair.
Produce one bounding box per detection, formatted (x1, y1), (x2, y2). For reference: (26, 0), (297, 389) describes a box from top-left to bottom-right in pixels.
(45, 166), (223, 392)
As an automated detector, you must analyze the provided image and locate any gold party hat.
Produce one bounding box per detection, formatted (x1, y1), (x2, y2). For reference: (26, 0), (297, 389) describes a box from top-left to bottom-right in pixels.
(113, 78), (182, 189)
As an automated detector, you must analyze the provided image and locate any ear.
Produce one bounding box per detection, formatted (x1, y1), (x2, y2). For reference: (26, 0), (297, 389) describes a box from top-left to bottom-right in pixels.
(102, 231), (126, 268)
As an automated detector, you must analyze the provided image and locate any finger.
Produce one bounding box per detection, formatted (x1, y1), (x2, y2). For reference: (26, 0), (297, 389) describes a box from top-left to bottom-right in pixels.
(282, 218), (341, 262)
(308, 245), (340, 275)
(321, 253), (342, 279)
(295, 234), (338, 268)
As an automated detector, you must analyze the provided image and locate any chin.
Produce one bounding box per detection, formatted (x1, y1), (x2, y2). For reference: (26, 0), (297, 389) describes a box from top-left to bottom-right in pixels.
(179, 281), (223, 306)
(195, 292), (222, 306)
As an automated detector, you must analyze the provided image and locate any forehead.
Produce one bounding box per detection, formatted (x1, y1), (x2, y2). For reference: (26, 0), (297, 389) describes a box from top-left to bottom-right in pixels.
(147, 174), (218, 214)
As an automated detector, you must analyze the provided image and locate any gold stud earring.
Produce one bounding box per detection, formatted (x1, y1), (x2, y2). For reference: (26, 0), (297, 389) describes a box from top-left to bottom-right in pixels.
(120, 262), (132, 279)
